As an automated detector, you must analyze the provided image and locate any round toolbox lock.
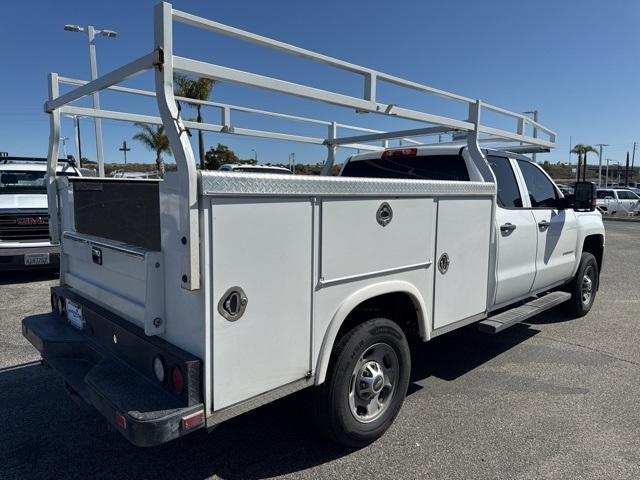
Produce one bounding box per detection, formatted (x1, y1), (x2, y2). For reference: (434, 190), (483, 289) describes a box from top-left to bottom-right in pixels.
(438, 253), (450, 274)
(218, 287), (248, 321)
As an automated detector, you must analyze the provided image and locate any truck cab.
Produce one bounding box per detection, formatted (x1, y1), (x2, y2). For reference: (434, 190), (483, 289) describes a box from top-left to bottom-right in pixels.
(341, 146), (605, 310)
(0, 157), (80, 270)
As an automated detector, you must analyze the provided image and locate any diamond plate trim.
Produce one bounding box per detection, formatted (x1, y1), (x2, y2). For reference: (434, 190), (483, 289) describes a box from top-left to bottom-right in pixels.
(200, 172), (496, 197)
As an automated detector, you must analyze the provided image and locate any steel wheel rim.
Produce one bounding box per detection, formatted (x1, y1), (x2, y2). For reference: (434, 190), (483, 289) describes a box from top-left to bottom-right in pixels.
(581, 265), (594, 306)
(348, 342), (399, 424)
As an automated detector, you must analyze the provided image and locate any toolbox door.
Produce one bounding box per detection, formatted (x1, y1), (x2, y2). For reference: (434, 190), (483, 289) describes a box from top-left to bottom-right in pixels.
(432, 198), (492, 329)
(210, 198), (313, 410)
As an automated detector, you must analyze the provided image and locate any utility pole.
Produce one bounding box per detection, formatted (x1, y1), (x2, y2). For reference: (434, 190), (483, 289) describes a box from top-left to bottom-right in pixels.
(61, 137), (69, 158)
(288, 152), (295, 173)
(119, 141), (131, 164)
(65, 114), (84, 168)
(64, 24), (117, 177)
(594, 143), (608, 187)
(632, 141), (637, 184)
(625, 151), (630, 187)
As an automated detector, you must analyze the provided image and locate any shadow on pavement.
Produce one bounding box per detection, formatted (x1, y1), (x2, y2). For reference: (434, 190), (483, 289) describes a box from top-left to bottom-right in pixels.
(0, 269), (58, 286)
(0, 323), (538, 480)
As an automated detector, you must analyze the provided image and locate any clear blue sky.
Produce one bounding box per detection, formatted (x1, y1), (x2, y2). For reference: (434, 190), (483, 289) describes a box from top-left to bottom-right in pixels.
(1, 0), (639, 168)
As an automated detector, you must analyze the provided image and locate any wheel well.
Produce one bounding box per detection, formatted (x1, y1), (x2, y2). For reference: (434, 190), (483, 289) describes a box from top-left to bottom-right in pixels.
(336, 292), (421, 342)
(582, 234), (604, 272)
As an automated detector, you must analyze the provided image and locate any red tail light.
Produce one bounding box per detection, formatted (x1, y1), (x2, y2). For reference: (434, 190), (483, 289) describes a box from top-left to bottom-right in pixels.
(172, 366), (184, 394)
(381, 148), (417, 158)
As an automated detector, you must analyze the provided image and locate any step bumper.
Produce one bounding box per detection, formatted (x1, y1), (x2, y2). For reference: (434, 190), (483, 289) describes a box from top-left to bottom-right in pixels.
(22, 288), (205, 447)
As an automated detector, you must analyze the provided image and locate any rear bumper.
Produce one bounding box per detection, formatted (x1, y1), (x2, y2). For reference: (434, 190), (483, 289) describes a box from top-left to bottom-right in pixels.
(22, 287), (204, 447)
(0, 244), (60, 270)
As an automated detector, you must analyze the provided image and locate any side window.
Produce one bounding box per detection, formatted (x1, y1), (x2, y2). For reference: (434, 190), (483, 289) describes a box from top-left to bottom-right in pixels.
(487, 155), (522, 208)
(597, 190), (613, 199)
(517, 160), (558, 208)
(617, 190), (637, 200)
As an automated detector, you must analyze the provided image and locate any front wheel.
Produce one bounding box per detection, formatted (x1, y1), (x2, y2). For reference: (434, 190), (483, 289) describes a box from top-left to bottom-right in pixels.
(564, 252), (599, 317)
(315, 318), (411, 448)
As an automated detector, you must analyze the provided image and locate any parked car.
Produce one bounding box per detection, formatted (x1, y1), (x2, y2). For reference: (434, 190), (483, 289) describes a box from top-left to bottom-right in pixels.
(596, 188), (640, 215)
(0, 157), (80, 270)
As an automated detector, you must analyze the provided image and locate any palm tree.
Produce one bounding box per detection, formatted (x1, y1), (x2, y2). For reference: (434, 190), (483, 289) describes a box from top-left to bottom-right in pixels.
(174, 74), (216, 169)
(571, 144), (599, 181)
(133, 123), (170, 178)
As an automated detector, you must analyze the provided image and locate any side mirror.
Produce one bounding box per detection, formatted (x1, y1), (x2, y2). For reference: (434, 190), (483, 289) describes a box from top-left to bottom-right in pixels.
(573, 182), (596, 211)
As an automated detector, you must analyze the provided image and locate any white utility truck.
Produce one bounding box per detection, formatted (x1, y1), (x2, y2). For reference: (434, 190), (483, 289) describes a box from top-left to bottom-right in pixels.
(23, 2), (604, 448)
(0, 156), (80, 270)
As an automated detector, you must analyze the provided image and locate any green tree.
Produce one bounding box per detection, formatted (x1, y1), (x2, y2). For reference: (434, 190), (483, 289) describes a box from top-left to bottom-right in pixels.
(204, 144), (240, 170)
(571, 144), (599, 181)
(133, 123), (171, 178)
(174, 74), (216, 169)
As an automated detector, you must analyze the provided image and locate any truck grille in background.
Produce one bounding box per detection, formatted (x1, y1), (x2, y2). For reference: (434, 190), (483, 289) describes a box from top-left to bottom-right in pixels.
(0, 212), (49, 241)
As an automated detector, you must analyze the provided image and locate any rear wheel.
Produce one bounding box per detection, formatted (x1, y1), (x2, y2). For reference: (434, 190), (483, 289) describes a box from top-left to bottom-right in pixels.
(316, 318), (411, 448)
(564, 252), (598, 317)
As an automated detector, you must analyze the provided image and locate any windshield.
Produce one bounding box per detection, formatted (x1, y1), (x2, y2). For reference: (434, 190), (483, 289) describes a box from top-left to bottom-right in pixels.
(0, 170), (76, 195)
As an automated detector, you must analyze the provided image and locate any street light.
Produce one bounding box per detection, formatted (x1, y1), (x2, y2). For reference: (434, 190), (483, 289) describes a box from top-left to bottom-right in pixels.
(251, 149), (258, 163)
(605, 159), (620, 187)
(64, 24), (117, 177)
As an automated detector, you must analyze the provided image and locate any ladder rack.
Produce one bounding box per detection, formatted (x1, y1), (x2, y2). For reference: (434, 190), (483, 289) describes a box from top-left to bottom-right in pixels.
(44, 1), (557, 291)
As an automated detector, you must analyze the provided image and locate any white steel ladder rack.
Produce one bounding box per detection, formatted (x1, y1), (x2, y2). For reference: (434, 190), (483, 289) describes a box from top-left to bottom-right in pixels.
(44, 1), (556, 292)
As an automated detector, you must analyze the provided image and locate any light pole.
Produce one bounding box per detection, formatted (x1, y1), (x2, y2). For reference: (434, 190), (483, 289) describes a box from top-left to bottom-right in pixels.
(605, 159), (620, 187)
(251, 149), (258, 163)
(523, 110), (539, 162)
(594, 144), (608, 187)
(64, 24), (117, 177)
(65, 114), (84, 168)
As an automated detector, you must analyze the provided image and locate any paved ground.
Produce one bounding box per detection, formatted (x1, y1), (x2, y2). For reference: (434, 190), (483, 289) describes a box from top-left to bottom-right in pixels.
(1, 222), (639, 480)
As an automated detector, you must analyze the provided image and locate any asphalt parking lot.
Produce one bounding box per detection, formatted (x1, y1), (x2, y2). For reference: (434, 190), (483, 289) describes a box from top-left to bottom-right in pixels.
(1, 221), (639, 480)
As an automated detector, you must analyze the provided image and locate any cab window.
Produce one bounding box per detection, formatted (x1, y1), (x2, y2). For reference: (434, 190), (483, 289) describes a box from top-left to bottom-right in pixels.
(340, 154), (470, 181)
(487, 155), (522, 208)
(517, 160), (559, 208)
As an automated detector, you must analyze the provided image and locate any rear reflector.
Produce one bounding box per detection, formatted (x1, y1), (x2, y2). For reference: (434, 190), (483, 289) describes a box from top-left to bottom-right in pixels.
(172, 366), (184, 394)
(182, 410), (205, 431)
(115, 413), (127, 429)
(381, 147), (417, 158)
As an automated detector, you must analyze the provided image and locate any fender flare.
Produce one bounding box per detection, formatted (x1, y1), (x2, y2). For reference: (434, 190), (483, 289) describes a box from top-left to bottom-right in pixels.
(314, 280), (428, 385)
(572, 218), (606, 277)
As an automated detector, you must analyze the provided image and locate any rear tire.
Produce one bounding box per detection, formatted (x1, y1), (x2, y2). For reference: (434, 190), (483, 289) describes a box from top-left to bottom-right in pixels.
(564, 252), (598, 317)
(316, 318), (411, 448)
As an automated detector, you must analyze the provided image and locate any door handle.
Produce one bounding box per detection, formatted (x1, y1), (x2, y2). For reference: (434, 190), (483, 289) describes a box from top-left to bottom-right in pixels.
(500, 223), (516, 232)
(538, 220), (550, 229)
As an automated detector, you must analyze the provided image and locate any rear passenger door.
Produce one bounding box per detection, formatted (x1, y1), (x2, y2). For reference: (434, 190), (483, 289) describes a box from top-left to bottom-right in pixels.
(487, 155), (537, 306)
(516, 160), (578, 291)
